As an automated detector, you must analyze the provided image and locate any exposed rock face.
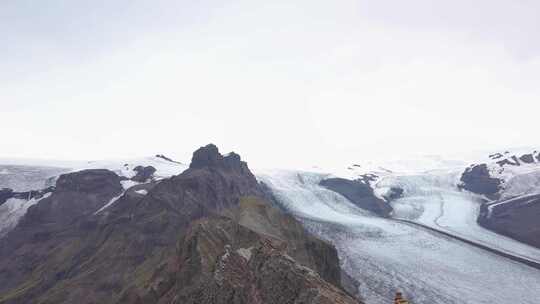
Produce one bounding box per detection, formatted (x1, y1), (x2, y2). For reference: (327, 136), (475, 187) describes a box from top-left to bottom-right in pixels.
(383, 187), (404, 201)
(0, 169), (123, 296)
(55, 169), (122, 194)
(190, 145), (251, 176)
(0, 186), (56, 206)
(0, 145), (358, 304)
(25, 169), (123, 224)
(320, 178), (392, 216)
(459, 164), (501, 198)
(478, 194), (540, 249)
(520, 154), (535, 164)
(357, 173), (378, 184)
(120, 215), (356, 304)
(131, 165), (156, 182)
(0, 188), (13, 206)
(460, 152), (540, 249)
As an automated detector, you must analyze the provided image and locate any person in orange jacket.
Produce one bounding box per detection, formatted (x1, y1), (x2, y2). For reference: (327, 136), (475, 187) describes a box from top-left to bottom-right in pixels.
(394, 292), (410, 304)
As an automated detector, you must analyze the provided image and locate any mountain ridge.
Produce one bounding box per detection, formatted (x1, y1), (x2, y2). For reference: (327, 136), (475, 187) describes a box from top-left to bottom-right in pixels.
(0, 144), (359, 304)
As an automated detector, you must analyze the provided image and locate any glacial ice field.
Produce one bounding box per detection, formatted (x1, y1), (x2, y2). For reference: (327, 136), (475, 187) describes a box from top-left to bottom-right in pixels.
(0, 164), (69, 191)
(256, 169), (540, 304)
(377, 169), (540, 263)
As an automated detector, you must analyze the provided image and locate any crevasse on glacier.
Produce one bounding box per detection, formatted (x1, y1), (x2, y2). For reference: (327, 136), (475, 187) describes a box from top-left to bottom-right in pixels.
(256, 169), (540, 304)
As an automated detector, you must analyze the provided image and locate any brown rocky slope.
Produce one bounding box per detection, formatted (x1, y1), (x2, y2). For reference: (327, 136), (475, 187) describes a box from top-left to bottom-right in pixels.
(0, 144), (360, 304)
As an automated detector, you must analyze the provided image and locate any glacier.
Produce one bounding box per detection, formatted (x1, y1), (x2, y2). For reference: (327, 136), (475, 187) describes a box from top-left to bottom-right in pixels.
(378, 169), (540, 263)
(256, 169), (540, 304)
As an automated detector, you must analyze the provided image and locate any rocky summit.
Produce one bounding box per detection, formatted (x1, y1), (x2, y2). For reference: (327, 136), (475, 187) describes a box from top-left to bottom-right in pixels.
(0, 145), (359, 304)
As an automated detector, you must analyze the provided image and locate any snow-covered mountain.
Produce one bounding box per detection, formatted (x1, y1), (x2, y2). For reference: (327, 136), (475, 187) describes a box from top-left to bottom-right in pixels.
(456, 149), (540, 250)
(0, 155), (187, 237)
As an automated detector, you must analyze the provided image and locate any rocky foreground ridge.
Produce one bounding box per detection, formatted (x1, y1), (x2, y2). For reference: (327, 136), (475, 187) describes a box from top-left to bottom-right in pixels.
(0, 144), (359, 304)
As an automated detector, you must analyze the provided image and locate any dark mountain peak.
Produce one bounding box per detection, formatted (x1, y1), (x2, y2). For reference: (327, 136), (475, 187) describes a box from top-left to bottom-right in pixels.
(223, 151), (248, 172)
(190, 144), (223, 169)
(189, 144), (248, 174)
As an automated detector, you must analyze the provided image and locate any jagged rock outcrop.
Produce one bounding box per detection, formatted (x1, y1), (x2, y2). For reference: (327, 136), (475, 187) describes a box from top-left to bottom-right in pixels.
(0, 186), (56, 206)
(119, 213), (356, 304)
(459, 164), (501, 198)
(478, 194), (540, 249)
(131, 165), (156, 182)
(0, 145), (359, 304)
(320, 178), (392, 217)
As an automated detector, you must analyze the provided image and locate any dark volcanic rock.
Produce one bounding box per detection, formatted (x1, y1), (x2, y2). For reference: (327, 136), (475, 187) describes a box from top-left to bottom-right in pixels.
(383, 187), (404, 201)
(189, 144), (223, 169)
(496, 156), (520, 167)
(55, 169), (122, 194)
(519, 154), (535, 164)
(119, 215), (359, 304)
(1, 186), (56, 206)
(478, 194), (540, 249)
(0, 170), (122, 283)
(0, 146), (356, 304)
(357, 173), (378, 184)
(459, 164), (501, 198)
(320, 178), (392, 217)
(489, 153), (504, 160)
(0, 188), (14, 205)
(131, 165), (156, 183)
(25, 169), (124, 225)
(189, 144), (251, 175)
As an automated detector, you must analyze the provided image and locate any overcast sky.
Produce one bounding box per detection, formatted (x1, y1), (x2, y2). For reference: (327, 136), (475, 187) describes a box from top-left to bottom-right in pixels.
(1, 0), (539, 168)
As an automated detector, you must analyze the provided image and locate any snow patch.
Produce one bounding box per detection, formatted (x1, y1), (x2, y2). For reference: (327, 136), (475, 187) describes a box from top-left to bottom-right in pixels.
(487, 193), (540, 218)
(236, 247), (252, 261)
(1, 155), (188, 181)
(76, 156), (187, 180)
(94, 193), (124, 214)
(121, 180), (140, 190)
(0, 193), (51, 237)
(135, 189), (148, 195)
